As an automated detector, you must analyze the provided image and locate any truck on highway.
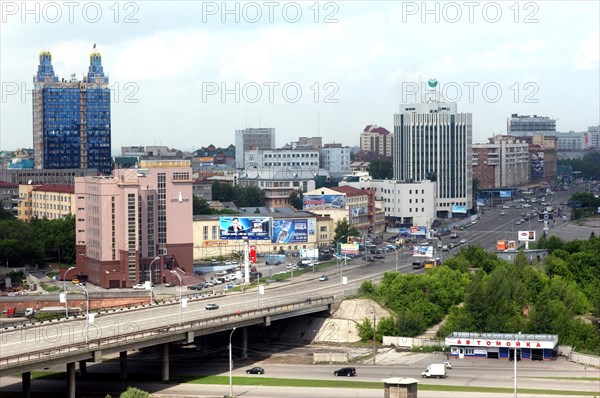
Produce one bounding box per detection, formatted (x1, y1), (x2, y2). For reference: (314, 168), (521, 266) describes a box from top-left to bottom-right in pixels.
(424, 258), (441, 269)
(4, 307), (35, 318)
(421, 363), (447, 378)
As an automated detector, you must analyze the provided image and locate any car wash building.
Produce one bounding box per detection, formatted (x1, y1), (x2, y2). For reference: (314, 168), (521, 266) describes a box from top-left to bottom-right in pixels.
(445, 332), (559, 360)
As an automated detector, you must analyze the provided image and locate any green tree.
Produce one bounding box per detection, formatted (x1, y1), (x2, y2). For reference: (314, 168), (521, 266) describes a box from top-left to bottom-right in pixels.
(357, 317), (374, 342)
(367, 160), (393, 179)
(0, 201), (14, 219)
(288, 188), (303, 210)
(332, 218), (359, 245)
(376, 316), (399, 341)
(211, 181), (235, 202)
(193, 196), (212, 215)
(233, 185), (265, 207)
(120, 387), (150, 398)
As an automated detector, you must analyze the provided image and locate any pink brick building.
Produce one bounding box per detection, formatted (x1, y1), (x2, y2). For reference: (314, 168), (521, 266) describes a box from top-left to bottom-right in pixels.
(74, 161), (193, 288)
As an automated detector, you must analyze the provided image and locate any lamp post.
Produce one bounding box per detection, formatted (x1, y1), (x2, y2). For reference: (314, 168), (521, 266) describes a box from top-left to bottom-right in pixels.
(63, 266), (76, 318)
(78, 282), (89, 342)
(148, 256), (160, 305)
(390, 246), (399, 273)
(229, 327), (237, 398)
(334, 235), (347, 295)
(514, 331), (521, 398)
(170, 270), (183, 325)
(372, 307), (377, 365)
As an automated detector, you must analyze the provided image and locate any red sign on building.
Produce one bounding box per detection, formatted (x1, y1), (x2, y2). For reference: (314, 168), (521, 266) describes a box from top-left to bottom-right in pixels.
(249, 246), (257, 263)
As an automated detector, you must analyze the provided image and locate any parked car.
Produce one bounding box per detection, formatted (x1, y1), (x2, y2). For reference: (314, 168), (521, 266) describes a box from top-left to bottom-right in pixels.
(412, 261), (424, 269)
(334, 367), (356, 377)
(246, 367), (265, 374)
(319, 275), (329, 281)
(187, 283), (204, 291)
(132, 284), (146, 290)
(374, 255), (385, 260)
(165, 282), (176, 287)
(449, 233), (458, 239)
(205, 303), (219, 310)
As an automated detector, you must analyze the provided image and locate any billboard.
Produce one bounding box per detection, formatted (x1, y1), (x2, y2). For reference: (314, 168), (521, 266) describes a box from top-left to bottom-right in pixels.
(412, 245), (434, 257)
(301, 248), (319, 259)
(451, 205), (468, 214)
(496, 240), (516, 250)
(347, 236), (365, 245)
(496, 240), (507, 251)
(272, 219), (308, 243)
(339, 243), (359, 255)
(409, 226), (427, 236)
(302, 194), (346, 210)
(531, 152), (544, 179)
(499, 191), (512, 198)
(518, 231), (536, 242)
(476, 199), (486, 207)
(219, 217), (271, 240)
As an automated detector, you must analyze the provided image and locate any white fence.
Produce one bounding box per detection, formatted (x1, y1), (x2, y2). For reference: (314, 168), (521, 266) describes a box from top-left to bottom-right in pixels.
(382, 336), (443, 347)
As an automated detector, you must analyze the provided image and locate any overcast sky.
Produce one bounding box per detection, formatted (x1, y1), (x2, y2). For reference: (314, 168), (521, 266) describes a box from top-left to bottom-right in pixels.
(1, 1), (598, 153)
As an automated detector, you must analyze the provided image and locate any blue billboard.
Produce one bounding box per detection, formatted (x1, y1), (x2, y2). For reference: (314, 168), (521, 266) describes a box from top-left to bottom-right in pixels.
(302, 194), (346, 210)
(499, 191), (512, 198)
(219, 217), (271, 240)
(451, 205), (468, 214)
(272, 219), (309, 243)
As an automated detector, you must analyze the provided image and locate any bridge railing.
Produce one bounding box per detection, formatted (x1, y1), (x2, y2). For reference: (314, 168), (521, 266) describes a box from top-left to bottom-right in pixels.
(0, 296), (334, 369)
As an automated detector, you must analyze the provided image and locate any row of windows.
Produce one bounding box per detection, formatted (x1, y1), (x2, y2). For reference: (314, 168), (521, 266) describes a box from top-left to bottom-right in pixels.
(173, 172), (190, 181)
(264, 153), (318, 158)
(264, 162), (318, 167)
(384, 207), (426, 213)
(32, 194), (71, 201)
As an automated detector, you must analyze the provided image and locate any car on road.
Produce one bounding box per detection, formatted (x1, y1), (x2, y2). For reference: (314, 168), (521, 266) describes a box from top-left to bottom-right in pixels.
(516, 221), (522, 225)
(132, 283), (146, 290)
(442, 245), (449, 251)
(450, 233), (458, 239)
(374, 255), (385, 260)
(187, 283), (204, 291)
(205, 303), (219, 310)
(443, 361), (452, 369)
(436, 241), (443, 248)
(459, 239), (467, 244)
(164, 282), (176, 287)
(412, 262), (424, 269)
(334, 367), (356, 377)
(246, 367), (264, 374)
(500, 211), (507, 216)
(319, 275), (329, 281)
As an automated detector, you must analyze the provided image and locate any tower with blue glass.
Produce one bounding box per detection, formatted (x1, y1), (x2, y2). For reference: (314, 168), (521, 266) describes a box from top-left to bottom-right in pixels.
(33, 50), (111, 174)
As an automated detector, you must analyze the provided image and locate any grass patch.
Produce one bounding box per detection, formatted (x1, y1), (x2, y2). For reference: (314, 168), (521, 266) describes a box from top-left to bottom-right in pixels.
(40, 283), (60, 293)
(30, 372), (599, 396)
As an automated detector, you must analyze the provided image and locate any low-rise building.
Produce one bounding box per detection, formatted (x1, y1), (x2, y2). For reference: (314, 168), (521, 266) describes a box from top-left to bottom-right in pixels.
(0, 181), (18, 217)
(17, 184), (75, 221)
(473, 136), (530, 189)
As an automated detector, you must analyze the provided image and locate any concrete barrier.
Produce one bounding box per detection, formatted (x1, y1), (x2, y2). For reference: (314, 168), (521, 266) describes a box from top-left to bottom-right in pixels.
(569, 351), (600, 368)
(313, 352), (349, 363)
(382, 336), (444, 348)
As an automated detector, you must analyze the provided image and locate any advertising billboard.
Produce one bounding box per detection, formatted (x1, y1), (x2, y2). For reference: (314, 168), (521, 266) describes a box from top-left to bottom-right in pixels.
(219, 217), (271, 240)
(412, 245), (433, 257)
(347, 236), (365, 245)
(499, 191), (512, 198)
(496, 240), (507, 251)
(409, 226), (428, 236)
(339, 243), (360, 255)
(272, 219), (309, 243)
(531, 152), (544, 179)
(518, 231), (536, 242)
(451, 205), (468, 214)
(506, 241), (516, 250)
(302, 194), (346, 210)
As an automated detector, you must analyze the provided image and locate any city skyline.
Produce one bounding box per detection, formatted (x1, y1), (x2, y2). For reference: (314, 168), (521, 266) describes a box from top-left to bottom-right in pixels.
(1, 1), (598, 152)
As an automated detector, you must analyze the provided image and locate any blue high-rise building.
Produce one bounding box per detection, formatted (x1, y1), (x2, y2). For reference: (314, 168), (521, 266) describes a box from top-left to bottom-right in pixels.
(33, 50), (111, 174)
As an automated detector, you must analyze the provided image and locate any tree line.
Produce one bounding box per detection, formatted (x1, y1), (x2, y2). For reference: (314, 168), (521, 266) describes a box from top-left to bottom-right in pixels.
(358, 236), (600, 354)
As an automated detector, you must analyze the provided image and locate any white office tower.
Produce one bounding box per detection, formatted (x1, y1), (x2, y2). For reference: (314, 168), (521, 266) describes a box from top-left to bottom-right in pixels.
(235, 128), (276, 169)
(393, 101), (472, 218)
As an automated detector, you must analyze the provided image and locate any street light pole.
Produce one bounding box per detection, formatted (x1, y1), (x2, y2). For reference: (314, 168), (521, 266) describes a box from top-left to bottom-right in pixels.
(170, 270), (183, 325)
(391, 246), (398, 273)
(78, 283), (89, 342)
(63, 266), (76, 318)
(334, 235), (347, 295)
(514, 331), (521, 398)
(372, 309), (377, 365)
(229, 327), (237, 398)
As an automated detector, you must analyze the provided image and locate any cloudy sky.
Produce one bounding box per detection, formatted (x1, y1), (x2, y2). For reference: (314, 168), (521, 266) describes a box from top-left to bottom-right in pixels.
(1, 1), (598, 153)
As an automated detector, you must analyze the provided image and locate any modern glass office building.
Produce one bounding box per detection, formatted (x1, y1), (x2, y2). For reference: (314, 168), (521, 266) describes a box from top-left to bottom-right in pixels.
(33, 51), (111, 174)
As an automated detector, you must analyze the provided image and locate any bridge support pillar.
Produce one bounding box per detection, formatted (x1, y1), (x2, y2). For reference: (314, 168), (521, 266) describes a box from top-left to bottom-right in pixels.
(67, 362), (76, 398)
(161, 343), (170, 381)
(242, 327), (248, 359)
(79, 360), (87, 377)
(22, 371), (31, 398)
(119, 351), (128, 380)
